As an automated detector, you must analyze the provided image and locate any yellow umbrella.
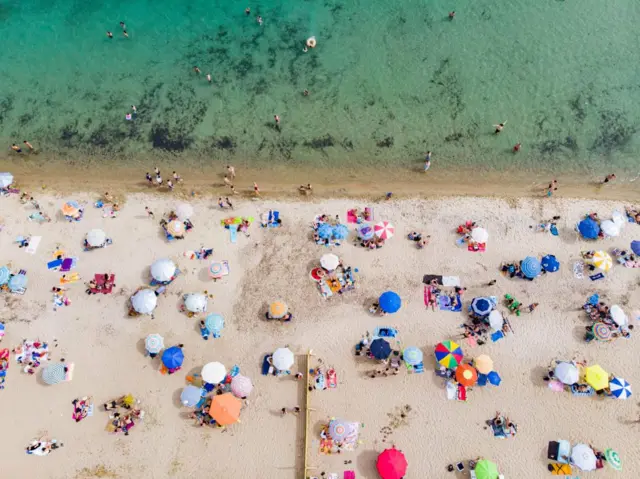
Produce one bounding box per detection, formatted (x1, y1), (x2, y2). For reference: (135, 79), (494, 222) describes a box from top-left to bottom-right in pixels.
(584, 365), (609, 391)
(269, 301), (288, 319)
(474, 354), (494, 374)
(592, 251), (612, 272)
(166, 220), (185, 237)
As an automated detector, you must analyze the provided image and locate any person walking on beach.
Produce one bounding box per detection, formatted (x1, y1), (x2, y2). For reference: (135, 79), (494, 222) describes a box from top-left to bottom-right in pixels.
(23, 140), (34, 151)
(145, 207), (154, 219)
(218, 197), (225, 209)
(172, 171), (182, 183)
(603, 174), (616, 184)
(145, 172), (153, 184)
(224, 175), (233, 187)
(528, 303), (539, 313)
(424, 151), (432, 172)
(155, 174), (163, 186)
(230, 185), (238, 195)
(227, 165), (236, 179)
(10, 144), (21, 153)
(154, 167), (160, 176)
(167, 179), (174, 191)
(253, 182), (260, 197)
(225, 197), (233, 209)
(494, 122), (505, 134)
(546, 179), (558, 197)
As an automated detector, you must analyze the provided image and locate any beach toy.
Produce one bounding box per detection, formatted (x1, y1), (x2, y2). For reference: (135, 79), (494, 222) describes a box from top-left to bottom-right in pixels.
(306, 36), (317, 48)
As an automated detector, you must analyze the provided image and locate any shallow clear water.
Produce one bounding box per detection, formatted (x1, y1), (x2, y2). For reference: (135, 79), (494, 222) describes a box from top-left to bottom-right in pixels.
(1, 0), (640, 173)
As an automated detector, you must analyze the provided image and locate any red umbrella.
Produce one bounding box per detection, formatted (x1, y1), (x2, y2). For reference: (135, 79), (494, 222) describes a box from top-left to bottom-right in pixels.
(377, 447), (407, 479)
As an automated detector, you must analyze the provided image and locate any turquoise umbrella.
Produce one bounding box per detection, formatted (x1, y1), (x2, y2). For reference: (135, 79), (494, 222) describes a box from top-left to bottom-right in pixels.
(403, 347), (423, 366)
(205, 313), (225, 333)
(0, 266), (10, 285)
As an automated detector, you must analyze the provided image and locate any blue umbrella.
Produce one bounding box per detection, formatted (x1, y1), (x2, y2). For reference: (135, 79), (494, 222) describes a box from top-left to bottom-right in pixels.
(370, 338), (392, 360)
(332, 224), (349, 240)
(180, 385), (204, 407)
(541, 254), (560, 273)
(379, 291), (401, 313)
(317, 223), (333, 240)
(578, 218), (600, 239)
(358, 224), (374, 241)
(403, 347), (423, 366)
(471, 297), (492, 317)
(205, 313), (224, 333)
(0, 266), (10, 285)
(477, 373), (488, 386)
(488, 371), (502, 386)
(161, 346), (184, 369)
(8, 273), (27, 292)
(631, 241), (640, 256)
(520, 256), (541, 279)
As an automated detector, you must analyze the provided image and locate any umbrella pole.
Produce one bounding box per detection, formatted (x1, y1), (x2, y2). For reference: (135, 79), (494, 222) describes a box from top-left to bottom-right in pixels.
(304, 349), (317, 478)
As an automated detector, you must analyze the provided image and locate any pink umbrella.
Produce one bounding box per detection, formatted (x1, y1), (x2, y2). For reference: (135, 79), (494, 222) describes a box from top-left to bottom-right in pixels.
(374, 221), (395, 240)
(230, 374), (253, 398)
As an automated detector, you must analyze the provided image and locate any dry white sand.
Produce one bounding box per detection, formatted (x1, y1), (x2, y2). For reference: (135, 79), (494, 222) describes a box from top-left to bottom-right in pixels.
(0, 192), (639, 479)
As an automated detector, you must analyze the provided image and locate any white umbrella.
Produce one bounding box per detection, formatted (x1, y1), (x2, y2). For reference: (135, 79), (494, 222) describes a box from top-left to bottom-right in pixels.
(320, 253), (340, 271)
(488, 310), (504, 331)
(0, 172), (14, 188)
(175, 203), (194, 221)
(201, 361), (227, 384)
(571, 444), (597, 471)
(184, 293), (207, 313)
(131, 289), (157, 314)
(554, 362), (579, 385)
(610, 305), (628, 327)
(86, 229), (106, 247)
(150, 258), (177, 282)
(471, 227), (488, 243)
(600, 220), (620, 237)
(272, 347), (294, 371)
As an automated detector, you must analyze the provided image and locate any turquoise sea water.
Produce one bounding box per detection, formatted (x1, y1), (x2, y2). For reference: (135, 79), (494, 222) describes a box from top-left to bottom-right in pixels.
(1, 0), (640, 173)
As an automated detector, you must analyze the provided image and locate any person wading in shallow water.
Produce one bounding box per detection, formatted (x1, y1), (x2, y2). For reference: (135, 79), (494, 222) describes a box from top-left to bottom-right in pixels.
(274, 115), (280, 131)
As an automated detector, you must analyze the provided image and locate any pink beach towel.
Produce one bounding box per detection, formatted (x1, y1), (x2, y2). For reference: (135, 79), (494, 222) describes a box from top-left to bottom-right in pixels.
(346, 210), (358, 224)
(344, 472), (355, 479)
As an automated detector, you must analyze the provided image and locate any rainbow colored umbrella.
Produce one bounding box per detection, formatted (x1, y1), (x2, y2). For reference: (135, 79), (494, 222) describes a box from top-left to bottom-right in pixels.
(434, 340), (463, 368)
(592, 322), (612, 342)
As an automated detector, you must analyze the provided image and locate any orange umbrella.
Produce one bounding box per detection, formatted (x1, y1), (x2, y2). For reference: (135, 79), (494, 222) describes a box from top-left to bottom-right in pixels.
(209, 393), (241, 425)
(455, 364), (478, 387)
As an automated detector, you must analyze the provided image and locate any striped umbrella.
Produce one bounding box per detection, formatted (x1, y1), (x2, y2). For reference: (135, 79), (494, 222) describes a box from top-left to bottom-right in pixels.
(593, 251), (613, 272)
(455, 364), (478, 387)
(231, 374), (253, 398)
(166, 220), (185, 237)
(592, 322), (612, 342)
(374, 221), (395, 240)
(605, 448), (622, 471)
(269, 301), (288, 319)
(434, 340), (463, 368)
(520, 256), (541, 279)
(145, 333), (164, 354)
(609, 377), (632, 399)
(328, 419), (356, 442)
(42, 363), (66, 385)
(403, 347), (423, 366)
(471, 297), (492, 317)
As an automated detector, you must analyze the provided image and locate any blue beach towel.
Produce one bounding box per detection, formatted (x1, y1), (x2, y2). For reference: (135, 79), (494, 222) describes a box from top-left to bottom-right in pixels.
(47, 259), (63, 270)
(491, 330), (505, 342)
(550, 224), (559, 236)
(589, 273), (605, 281)
(229, 225), (238, 244)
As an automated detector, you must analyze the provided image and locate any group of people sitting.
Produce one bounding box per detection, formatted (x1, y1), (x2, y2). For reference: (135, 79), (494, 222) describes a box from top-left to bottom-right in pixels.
(359, 236), (386, 249)
(626, 206), (640, 224)
(582, 298), (632, 342)
(487, 411), (518, 438)
(104, 395), (144, 436)
(407, 231), (430, 249)
(612, 248), (638, 268)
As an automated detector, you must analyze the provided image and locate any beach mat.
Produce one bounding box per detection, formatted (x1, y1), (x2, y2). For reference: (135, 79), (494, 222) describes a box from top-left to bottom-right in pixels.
(346, 210), (357, 223)
(548, 463), (572, 475)
(229, 225), (238, 244)
(47, 259), (63, 270)
(589, 272), (605, 281)
(25, 236), (41, 254)
(468, 242), (486, 252)
(423, 275), (461, 286)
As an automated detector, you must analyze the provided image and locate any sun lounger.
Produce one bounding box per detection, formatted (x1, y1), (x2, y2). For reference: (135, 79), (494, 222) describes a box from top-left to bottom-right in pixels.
(372, 327), (398, 338)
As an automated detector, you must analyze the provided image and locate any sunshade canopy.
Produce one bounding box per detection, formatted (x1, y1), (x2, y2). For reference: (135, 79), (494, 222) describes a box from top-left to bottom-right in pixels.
(600, 219), (620, 237)
(456, 364), (478, 387)
(86, 229), (106, 247)
(474, 459), (499, 479)
(184, 293), (207, 313)
(269, 301), (288, 319)
(521, 256), (541, 279)
(131, 289), (157, 314)
(578, 218), (600, 239)
(209, 393), (241, 425)
(320, 253), (340, 271)
(272, 347), (294, 370)
(151, 258), (177, 282)
(541, 254), (560, 272)
(571, 444), (597, 471)
(180, 385), (203, 407)
(370, 338), (392, 360)
(471, 227), (488, 243)
(402, 347), (423, 366)
(175, 203), (194, 220)
(554, 362), (579, 385)
(201, 361), (227, 384)
(204, 313), (224, 332)
(145, 333), (164, 354)
(584, 364), (609, 391)
(42, 363), (66, 385)
(377, 448), (407, 479)
(474, 354), (494, 374)
(435, 341), (463, 368)
(0, 172), (14, 188)
(161, 346), (184, 369)
(231, 374), (253, 398)
(379, 291), (401, 313)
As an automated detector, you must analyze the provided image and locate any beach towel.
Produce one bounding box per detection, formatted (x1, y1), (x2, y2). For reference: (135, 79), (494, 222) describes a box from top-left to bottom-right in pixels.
(446, 381), (457, 400)
(457, 385), (467, 401)
(550, 224), (559, 236)
(571, 384), (595, 397)
(573, 261), (584, 279)
(423, 286), (430, 306)
(60, 257), (77, 272)
(491, 330), (504, 342)
(442, 276), (461, 287)
(549, 463), (572, 475)
(319, 439), (333, 454)
(261, 355), (272, 376)
(346, 210), (357, 223)
(327, 368), (337, 388)
(315, 370), (326, 390)
(589, 272), (605, 281)
(47, 259), (63, 270)
(468, 242), (486, 252)
(491, 422), (507, 438)
(60, 272), (80, 284)
(229, 225), (238, 244)
(344, 471), (355, 479)
(24, 236), (41, 254)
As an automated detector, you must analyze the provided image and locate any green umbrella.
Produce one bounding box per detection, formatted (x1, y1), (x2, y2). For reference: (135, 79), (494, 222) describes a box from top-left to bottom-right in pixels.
(605, 448), (622, 471)
(475, 459), (499, 479)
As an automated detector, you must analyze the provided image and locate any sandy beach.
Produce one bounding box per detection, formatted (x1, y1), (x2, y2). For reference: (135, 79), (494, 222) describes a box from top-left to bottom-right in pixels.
(0, 188), (639, 478)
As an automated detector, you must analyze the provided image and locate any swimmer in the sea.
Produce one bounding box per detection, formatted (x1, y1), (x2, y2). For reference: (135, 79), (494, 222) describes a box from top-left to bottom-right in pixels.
(120, 21), (126, 30)
(257, 15), (263, 25)
(245, 7), (251, 15)
(123, 30), (129, 38)
(494, 122), (505, 134)
(107, 31), (113, 38)
(193, 66), (201, 74)
(449, 11), (455, 19)
(207, 73), (212, 83)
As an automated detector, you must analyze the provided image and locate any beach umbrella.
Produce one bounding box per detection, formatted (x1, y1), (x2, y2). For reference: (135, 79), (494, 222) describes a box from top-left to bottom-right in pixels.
(477, 373), (488, 387)
(585, 364), (609, 391)
(403, 347), (423, 366)
(605, 448), (622, 471)
(571, 444), (597, 471)
(474, 354), (494, 374)
(488, 310), (503, 330)
(317, 223), (333, 240)
(61, 200), (80, 217)
(0, 172), (13, 188)
(151, 258), (177, 282)
(204, 313), (224, 333)
(609, 377), (632, 400)
(370, 338), (392, 360)
(600, 219), (620, 237)
(145, 333), (164, 354)
(470, 227), (489, 243)
(592, 322), (612, 342)
(332, 224), (349, 240)
(230, 374), (253, 398)
(610, 305), (628, 327)
(487, 371), (502, 386)
(180, 385), (203, 407)
(434, 341), (464, 369)
(379, 291), (401, 313)
(471, 297), (492, 317)
(85, 229), (106, 247)
(166, 220), (185, 237)
(631, 240), (640, 256)
(8, 273), (28, 292)
(377, 448), (407, 479)
(455, 364), (478, 387)
(554, 362), (579, 385)
(272, 347), (294, 370)
(42, 363), (66, 385)
(131, 289), (157, 314)
(520, 256), (541, 279)
(578, 218), (600, 239)
(374, 221), (395, 240)
(202, 361), (227, 384)
(209, 393), (242, 425)
(184, 293), (207, 313)
(0, 266), (10, 285)
(268, 301), (288, 319)
(320, 253), (340, 271)
(161, 346), (184, 369)
(209, 261), (224, 278)
(592, 251), (613, 272)
(175, 203), (194, 221)
(357, 224), (374, 240)
(328, 419), (356, 442)
(474, 459), (499, 479)
(541, 254), (560, 273)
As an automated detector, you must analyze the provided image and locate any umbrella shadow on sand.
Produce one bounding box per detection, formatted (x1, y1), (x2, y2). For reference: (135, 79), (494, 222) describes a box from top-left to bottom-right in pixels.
(530, 365), (550, 388)
(135, 338), (148, 357)
(198, 267), (211, 282)
(356, 449), (379, 477)
(139, 267), (151, 284)
(172, 388), (186, 409)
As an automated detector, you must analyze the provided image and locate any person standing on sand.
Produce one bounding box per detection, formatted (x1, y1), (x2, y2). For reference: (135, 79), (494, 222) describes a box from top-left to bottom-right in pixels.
(155, 174), (163, 186)
(253, 182), (260, 197)
(172, 171), (182, 182)
(424, 151), (432, 172)
(154, 167), (160, 176)
(546, 179), (558, 197)
(145, 172), (153, 184)
(225, 197), (233, 209)
(145, 207), (154, 219)
(23, 140), (34, 151)
(218, 197), (225, 209)
(230, 185), (238, 195)
(167, 180), (174, 191)
(603, 174), (616, 184)
(227, 165), (236, 179)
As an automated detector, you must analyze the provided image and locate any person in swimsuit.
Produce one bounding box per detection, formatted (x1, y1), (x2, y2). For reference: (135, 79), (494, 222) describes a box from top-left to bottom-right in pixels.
(11, 144), (22, 153)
